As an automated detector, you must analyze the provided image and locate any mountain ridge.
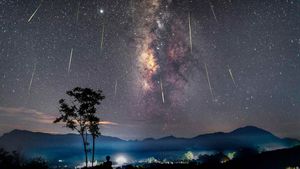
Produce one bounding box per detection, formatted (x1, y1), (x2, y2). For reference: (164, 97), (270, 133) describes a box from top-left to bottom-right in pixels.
(0, 126), (299, 155)
(1, 125), (288, 141)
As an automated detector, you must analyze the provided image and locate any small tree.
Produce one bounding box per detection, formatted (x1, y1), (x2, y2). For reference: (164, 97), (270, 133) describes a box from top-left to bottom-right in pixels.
(53, 87), (104, 168)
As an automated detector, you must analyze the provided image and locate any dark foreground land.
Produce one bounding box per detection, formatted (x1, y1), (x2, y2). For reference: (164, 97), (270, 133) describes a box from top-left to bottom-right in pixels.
(1, 146), (300, 169)
(88, 146), (300, 169)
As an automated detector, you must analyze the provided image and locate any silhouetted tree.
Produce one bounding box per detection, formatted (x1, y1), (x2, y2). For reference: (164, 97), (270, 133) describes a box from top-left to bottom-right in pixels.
(53, 87), (105, 168)
(234, 147), (258, 159)
(198, 152), (228, 164)
(88, 115), (101, 167)
(23, 157), (48, 169)
(0, 148), (48, 169)
(0, 149), (24, 169)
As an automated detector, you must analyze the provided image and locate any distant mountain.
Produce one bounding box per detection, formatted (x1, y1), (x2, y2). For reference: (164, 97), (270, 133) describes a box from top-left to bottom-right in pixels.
(0, 126), (298, 162)
(129, 126), (299, 152)
(0, 129), (125, 151)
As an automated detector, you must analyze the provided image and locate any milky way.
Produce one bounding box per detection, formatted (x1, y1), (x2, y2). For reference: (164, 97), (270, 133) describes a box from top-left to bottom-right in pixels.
(133, 1), (198, 130)
(0, 0), (300, 139)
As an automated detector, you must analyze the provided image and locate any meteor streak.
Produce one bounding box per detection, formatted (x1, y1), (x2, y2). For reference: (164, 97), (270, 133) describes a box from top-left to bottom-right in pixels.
(68, 48), (73, 73)
(208, 0), (218, 23)
(114, 80), (118, 97)
(28, 0), (43, 22)
(28, 63), (36, 94)
(188, 12), (193, 54)
(160, 78), (165, 104)
(228, 65), (237, 87)
(204, 63), (214, 101)
(100, 24), (104, 50)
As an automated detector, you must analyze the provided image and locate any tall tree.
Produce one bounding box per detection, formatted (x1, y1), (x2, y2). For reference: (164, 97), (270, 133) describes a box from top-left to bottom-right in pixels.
(53, 87), (104, 168)
(88, 115), (101, 167)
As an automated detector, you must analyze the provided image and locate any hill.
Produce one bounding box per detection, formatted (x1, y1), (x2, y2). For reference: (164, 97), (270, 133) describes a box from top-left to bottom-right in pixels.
(0, 126), (298, 164)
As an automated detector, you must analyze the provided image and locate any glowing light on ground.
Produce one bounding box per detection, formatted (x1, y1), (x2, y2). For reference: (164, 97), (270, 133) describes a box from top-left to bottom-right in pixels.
(227, 152), (236, 160)
(75, 160), (99, 169)
(182, 151), (195, 161)
(116, 156), (127, 166)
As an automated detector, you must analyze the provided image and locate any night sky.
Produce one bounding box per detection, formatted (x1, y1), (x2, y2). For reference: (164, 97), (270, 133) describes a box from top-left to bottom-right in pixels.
(0, 0), (300, 140)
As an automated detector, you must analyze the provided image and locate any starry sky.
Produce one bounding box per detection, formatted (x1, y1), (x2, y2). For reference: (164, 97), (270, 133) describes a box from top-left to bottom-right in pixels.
(0, 0), (300, 140)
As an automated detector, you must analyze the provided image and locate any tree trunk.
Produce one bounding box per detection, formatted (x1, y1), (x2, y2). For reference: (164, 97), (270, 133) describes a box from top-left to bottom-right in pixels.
(92, 135), (95, 167)
(81, 133), (88, 168)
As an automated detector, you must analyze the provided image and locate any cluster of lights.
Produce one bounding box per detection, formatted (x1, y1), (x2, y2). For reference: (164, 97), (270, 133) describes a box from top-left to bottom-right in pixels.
(286, 167), (300, 169)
